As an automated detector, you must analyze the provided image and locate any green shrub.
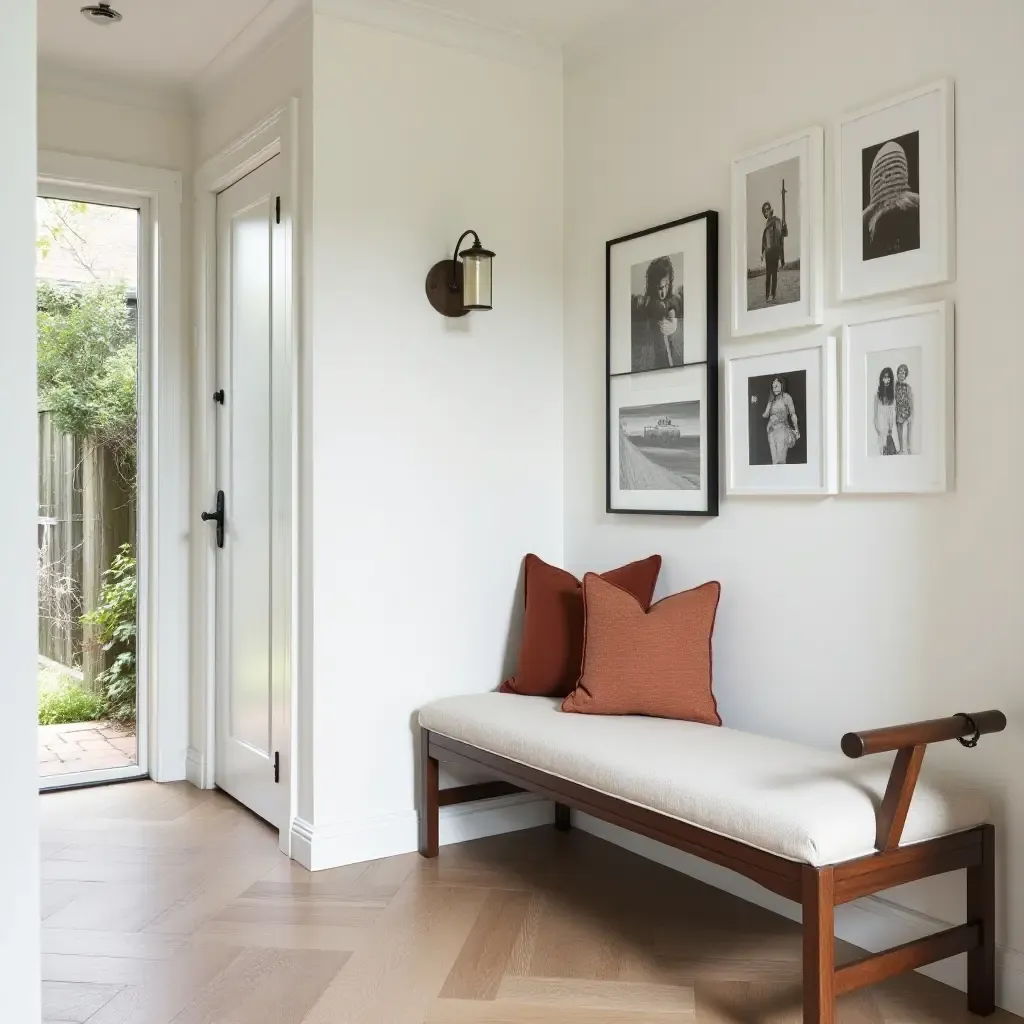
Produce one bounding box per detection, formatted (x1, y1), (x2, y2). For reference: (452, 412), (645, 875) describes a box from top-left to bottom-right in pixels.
(81, 543), (137, 725)
(38, 678), (106, 726)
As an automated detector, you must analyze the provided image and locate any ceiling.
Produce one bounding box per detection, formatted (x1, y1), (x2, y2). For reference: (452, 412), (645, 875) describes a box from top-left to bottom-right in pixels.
(399, 0), (639, 46)
(37, 0), (642, 98)
(38, 0), (282, 89)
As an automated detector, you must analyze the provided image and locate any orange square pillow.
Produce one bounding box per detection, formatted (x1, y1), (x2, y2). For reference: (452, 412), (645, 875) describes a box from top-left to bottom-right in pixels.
(562, 573), (721, 724)
(500, 554), (662, 698)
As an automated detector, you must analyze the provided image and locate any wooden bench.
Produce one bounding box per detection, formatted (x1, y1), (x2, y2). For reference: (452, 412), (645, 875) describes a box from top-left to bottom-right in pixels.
(416, 695), (1005, 1024)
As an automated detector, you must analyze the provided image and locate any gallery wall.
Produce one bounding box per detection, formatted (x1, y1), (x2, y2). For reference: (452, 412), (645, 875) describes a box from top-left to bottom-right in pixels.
(562, 0), (1023, 1000)
(0, 0), (40, 1016)
(304, 12), (564, 864)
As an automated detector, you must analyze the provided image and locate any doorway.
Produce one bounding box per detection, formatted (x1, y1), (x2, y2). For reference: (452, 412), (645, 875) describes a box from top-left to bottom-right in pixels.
(36, 192), (147, 789)
(210, 154), (289, 828)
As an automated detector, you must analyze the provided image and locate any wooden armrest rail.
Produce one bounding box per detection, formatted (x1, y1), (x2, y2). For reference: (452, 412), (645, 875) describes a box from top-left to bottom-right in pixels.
(840, 709), (1006, 853)
(841, 709), (1006, 759)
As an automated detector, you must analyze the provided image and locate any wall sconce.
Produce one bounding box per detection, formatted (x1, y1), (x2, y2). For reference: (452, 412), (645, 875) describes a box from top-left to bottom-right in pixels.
(425, 230), (495, 317)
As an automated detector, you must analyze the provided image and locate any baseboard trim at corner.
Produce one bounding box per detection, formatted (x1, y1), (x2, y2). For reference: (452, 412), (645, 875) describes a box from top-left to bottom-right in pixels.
(289, 793), (553, 872)
(575, 813), (1024, 1017)
(184, 747), (208, 789)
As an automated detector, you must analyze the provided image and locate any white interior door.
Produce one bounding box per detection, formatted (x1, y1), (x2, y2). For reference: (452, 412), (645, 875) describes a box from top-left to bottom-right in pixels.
(213, 155), (287, 828)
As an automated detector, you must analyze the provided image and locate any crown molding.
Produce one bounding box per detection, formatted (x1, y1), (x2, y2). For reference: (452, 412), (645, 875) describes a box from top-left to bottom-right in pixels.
(192, 0), (312, 103)
(37, 58), (191, 114)
(312, 0), (562, 75)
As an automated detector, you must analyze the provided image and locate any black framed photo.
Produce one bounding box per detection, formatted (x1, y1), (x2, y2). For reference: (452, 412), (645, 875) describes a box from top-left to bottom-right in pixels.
(606, 210), (718, 516)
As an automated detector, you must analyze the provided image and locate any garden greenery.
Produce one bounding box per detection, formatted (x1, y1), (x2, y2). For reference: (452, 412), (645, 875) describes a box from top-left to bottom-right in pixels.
(81, 543), (137, 725)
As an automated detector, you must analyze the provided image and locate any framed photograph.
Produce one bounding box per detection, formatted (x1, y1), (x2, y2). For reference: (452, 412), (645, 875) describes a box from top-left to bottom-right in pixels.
(731, 127), (824, 336)
(836, 80), (955, 300)
(725, 335), (838, 496)
(842, 301), (953, 493)
(606, 211), (718, 515)
(609, 365), (711, 514)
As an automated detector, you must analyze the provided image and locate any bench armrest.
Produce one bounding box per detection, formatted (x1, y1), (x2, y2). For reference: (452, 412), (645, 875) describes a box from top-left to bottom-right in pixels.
(840, 710), (1006, 854)
(841, 710), (1006, 758)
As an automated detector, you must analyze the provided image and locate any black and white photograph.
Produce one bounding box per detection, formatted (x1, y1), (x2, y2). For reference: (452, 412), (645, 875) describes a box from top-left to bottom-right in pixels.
(730, 127), (823, 337)
(865, 345), (922, 458)
(619, 400), (701, 491)
(725, 337), (837, 497)
(862, 130), (920, 261)
(842, 302), (952, 494)
(630, 253), (684, 370)
(837, 80), (954, 301)
(745, 158), (800, 311)
(607, 212), (713, 377)
(747, 370), (807, 467)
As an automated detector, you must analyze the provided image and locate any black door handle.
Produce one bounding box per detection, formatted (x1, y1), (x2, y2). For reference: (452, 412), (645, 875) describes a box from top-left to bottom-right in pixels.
(201, 490), (225, 548)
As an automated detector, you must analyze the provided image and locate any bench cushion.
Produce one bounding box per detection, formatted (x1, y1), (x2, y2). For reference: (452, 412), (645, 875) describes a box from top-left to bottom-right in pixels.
(418, 694), (989, 867)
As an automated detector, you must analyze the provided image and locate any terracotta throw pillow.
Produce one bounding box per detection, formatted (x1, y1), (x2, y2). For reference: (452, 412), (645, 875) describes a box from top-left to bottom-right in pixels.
(500, 554), (662, 698)
(562, 573), (721, 724)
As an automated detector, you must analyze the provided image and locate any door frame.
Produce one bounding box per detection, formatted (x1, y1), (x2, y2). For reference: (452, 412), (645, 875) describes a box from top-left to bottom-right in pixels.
(191, 102), (300, 853)
(37, 151), (186, 786)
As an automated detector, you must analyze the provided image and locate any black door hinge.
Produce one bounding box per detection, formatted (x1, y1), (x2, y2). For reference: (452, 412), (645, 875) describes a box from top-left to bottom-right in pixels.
(275, 196), (281, 224)
(274, 751), (280, 783)
(213, 389), (225, 404)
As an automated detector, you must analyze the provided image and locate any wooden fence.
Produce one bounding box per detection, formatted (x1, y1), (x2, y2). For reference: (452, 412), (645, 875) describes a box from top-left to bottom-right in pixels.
(37, 409), (135, 690)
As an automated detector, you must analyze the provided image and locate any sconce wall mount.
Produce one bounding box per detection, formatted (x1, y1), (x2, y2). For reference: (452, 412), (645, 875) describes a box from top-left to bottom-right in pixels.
(426, 229), (494, 317)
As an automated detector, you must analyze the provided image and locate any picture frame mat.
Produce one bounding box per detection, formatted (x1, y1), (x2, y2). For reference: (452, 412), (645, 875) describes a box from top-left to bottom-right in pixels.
(725, 335), (838, 496)
(842, 301), (953, 493)
(608, 215), (708, 375)
(731, 126), (824, 336)
(836, 79), (954, 300)
(609, 365), (709, 513)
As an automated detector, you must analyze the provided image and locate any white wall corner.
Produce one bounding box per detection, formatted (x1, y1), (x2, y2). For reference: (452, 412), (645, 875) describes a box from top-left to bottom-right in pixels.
(311, 0), (562, 74)
(290, 794), (554, 872)
(37, 58), (190, 114)
(575, 813), (1024, 1017)
(192, 0), (311, 106)
(185, 747), (210, 789)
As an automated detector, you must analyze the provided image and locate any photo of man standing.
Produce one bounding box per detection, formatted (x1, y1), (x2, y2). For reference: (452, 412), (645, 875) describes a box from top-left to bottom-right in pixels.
(760, 200), (787, 304)
(744, 156), (801, 312)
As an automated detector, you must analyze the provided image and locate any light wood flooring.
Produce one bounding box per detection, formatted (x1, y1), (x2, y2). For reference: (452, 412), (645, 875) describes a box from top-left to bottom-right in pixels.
(41, 780), (1020, 1023)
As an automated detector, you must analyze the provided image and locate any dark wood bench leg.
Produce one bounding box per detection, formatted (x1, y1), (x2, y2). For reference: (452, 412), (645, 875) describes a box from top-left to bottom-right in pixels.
(554, 802), (571, 831)
(803, 866), (836, 1024)
(418, 729), (439, 858)
(967, 824), (996, 1015)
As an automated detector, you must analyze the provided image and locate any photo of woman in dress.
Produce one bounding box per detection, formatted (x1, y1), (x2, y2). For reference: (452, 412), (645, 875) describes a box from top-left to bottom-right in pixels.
(762, 376), (801, 464)
(895, 362), (914, 454)
(873, 366), (898, 455)
(747, 370), (807, 467)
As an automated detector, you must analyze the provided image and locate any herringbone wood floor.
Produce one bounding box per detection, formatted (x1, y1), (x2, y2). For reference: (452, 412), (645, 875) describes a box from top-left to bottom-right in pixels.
(40, 781), (1019, 1023)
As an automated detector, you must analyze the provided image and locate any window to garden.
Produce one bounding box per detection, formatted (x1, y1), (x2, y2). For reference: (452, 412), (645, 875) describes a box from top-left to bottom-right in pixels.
(36, 196), (142, 785)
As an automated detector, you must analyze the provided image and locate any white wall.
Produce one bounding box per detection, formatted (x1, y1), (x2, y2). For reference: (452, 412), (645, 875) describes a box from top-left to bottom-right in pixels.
(563, 0), (1024, 1003)
(303, 13), (564, 864)
(38, 90), (191, 170)
(0, 0), (41, 1018)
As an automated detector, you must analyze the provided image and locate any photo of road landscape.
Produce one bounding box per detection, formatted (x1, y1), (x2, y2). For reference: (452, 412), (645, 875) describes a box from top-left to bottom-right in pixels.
(618, 400), (701, 491)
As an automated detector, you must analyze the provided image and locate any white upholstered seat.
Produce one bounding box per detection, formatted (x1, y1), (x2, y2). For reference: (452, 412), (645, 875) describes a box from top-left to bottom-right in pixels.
(418, 694), (989, 867)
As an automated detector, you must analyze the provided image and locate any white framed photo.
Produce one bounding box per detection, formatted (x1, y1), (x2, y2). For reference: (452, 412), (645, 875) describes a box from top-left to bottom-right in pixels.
(842, 302), (953, 493)
(725, 335), (837, 496)
(836, 80), (955, 301)
(608, 364), (711, 515)
(731, 126), (824, 337)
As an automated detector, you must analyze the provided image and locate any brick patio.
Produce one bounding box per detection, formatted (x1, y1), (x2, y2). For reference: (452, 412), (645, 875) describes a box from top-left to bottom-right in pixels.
(38, 720), (137, 778)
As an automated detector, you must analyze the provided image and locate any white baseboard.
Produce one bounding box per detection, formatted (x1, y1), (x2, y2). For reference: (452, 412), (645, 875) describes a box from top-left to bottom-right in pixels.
(575, 813), (1024, 1017)
(289, 794), (554, 872)
(184, 746), (209, 789)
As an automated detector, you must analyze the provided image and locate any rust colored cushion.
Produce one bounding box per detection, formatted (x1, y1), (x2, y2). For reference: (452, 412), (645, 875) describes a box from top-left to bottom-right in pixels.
(500, 554), (662, 698)
(562, 573), (721, 724)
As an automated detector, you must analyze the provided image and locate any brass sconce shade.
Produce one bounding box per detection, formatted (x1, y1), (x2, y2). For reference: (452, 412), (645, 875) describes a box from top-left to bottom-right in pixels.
(425, 230), (495, 317)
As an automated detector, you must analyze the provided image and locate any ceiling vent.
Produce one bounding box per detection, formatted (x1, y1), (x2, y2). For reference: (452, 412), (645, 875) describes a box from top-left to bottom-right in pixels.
(80, 2), (123, 26)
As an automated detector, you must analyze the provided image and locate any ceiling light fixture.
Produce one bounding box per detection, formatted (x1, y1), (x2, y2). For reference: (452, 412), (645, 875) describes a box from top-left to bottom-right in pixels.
(80, 2), (123, 26)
